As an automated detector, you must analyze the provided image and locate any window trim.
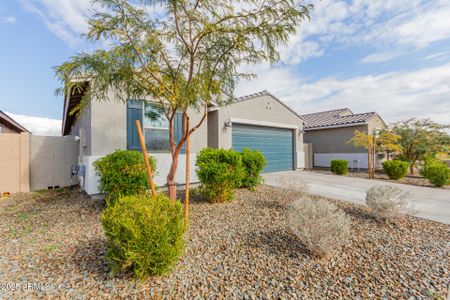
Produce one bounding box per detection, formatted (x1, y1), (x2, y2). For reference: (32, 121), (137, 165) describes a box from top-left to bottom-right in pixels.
(142, 100), (171, 152)
(142, 100), (170, 130)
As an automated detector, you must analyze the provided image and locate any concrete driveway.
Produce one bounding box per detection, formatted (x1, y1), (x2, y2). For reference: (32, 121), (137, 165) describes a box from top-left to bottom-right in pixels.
(263, 170), (450, 224)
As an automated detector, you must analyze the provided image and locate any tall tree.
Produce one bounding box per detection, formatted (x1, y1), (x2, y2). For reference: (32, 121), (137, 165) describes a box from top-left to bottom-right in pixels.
(347, 130), (376, 178)
(55, 0), (311, 199)
(376, 130), (402, 161)
(391, 119), (450, 174)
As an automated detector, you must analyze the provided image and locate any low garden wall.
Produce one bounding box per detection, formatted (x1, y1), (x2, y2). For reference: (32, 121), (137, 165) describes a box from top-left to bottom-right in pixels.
(0, 133), (79, 194)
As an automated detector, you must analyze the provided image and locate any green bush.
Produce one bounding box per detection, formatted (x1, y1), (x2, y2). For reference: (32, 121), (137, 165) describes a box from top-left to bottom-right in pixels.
(330, 160), (348, 175)
(195, 148), (245, 202)
(240, 147), (266, 190)
(420, 160), (450, 187)
(93, 150), (157, 204)
(102, 194), (184, 279)
(382, 160), (409, 180)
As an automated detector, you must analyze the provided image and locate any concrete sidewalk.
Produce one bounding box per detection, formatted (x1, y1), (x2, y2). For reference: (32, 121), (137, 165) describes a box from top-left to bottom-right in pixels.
(263, 170), (450, 224)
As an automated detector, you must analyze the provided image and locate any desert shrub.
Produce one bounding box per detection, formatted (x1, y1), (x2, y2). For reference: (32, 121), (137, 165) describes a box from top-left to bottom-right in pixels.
(330, 159), (348, 175)
(240, 147), (266, 190)
(365, 186), (410, 221)
(420, 159), (450, 187)
(382, 160), (409, 180)
(94, 150), (157, 205)
(195, 148), (245, 202)
(102, 194), (184, 279)
(288, 196), (350, 257)
(278, 176), (309, 193)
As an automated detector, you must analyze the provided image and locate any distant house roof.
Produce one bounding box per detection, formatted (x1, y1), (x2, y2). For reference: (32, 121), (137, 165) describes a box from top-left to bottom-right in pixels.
(228, 90), (306, 123)
(300, 108), (384, 130)
(0, 110), (29, 133)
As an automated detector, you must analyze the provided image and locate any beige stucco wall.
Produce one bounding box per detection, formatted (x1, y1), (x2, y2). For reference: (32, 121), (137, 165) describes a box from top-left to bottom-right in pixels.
(78, 92), (208, 156)
(29, 135), (79, 191)
(367, 115), (386, 134)
(70, 104), (92, 158)
(214, 94), (304, 152)
(0, 133), (30, 194)
(304, 143), (313, 169)
(303, 124), (368, 154)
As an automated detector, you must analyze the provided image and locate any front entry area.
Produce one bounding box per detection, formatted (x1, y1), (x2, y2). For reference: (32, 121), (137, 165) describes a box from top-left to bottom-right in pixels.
(231, 123), (294, 173)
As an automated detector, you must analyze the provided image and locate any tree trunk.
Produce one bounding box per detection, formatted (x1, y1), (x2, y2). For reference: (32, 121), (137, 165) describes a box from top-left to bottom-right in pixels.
(184, 117), (190, 228)
(410, 162), (415, 175)
(167, 155), (179, 200)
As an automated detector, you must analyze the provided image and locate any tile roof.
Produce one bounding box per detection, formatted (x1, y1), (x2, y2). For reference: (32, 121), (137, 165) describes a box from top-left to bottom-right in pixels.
(301, 108), (381, 130)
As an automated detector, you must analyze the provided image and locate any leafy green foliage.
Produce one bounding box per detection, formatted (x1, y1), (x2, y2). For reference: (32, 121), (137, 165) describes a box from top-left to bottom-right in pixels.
(102, 194), (185, 279)
(54, 0), (311, 197)
(382, 160), (409, 180)
(420, 159), (450, 187)
(240, 147), (266, 190)
(93, 150), (157, 204)
(196, 148), (245, 202)
(391, 119), (450, 173)
(331, 160), (348, 175)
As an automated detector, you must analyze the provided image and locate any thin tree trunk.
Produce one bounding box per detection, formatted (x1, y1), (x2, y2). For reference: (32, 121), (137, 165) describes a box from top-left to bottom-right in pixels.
(372, 138), (377, 178)
(367, 141), (372, 179)
(167, 155), (179, 200)
(184, 117), (190, 228)
(410, 162), (415, 175)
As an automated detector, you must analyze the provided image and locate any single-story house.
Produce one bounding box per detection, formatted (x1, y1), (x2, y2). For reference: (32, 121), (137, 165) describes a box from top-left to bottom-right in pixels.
(62, 88), (305, 195)
(300, 108), (386, 169)
(0, 110), (29, 134)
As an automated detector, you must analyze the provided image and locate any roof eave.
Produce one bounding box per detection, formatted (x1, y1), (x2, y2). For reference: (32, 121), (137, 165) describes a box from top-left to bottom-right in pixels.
(304, 121), (368, 131)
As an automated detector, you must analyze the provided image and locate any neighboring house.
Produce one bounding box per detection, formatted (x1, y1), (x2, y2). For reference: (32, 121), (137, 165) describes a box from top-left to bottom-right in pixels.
(0, 110), (29, 134)
(300, 108), (386, 169)
(62, 88), (305, 195)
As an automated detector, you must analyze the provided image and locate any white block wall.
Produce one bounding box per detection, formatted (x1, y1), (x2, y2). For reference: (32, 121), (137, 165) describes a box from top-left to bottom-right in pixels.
(314, 153), (368, 169)
(79, 153), (199, 195)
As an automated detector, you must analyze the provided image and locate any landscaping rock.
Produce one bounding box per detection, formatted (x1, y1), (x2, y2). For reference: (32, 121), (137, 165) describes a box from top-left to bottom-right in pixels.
(0, 187), (448, 299)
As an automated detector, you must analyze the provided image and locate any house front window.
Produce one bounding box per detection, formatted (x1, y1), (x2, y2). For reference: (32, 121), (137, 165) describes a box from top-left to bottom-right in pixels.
(143, 102), (171, 152)
(127, 100), (184, 153)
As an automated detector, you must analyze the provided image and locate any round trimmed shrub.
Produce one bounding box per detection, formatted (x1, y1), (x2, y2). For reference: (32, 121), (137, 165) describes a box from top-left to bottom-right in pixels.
(330, 159), (348, 175)
(240, 147), (266, 190)
(382, 160), (409, 180)
(196, 148), (245, 202)
(93, 150), (157, 204)
(288, 196), (350, 258)
(102, 194), (185, 279)
(366, 186), (410, 221)
(420, 160), (450, 187)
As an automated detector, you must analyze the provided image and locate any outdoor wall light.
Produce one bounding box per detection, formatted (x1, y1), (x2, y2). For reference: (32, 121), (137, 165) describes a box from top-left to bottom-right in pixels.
(224, 120), (232, 128)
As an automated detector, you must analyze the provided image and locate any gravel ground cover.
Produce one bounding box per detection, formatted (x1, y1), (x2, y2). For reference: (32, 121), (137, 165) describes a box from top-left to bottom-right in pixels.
(0, 187), (449, 299)
(308, 168), (450, 190)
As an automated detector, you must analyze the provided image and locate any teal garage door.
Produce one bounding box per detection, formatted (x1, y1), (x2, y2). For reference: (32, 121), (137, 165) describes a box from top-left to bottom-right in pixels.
(232, 124), (294, 173)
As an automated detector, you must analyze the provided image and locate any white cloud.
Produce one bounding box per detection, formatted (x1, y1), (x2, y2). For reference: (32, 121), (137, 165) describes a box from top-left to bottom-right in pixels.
(5, 112), (61, 136)
(0, 16), (16, 24)
(424, 51), (450, 61)
(236, 63), (450, 125)
(280, 0), (450, 65)
(361, 51), (405, 64)
(20, 0), (93, 47)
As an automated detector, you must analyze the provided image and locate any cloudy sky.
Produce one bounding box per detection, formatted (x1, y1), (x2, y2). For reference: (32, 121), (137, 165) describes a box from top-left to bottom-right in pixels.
(0, 0), (449, 136)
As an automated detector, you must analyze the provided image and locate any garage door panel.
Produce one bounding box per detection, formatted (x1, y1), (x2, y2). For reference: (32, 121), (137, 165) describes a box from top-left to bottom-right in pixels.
(232, 124), (294, 173)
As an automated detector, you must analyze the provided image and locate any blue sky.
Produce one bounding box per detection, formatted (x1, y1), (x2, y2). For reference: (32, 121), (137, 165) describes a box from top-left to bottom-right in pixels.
(1, 0), (449, 135)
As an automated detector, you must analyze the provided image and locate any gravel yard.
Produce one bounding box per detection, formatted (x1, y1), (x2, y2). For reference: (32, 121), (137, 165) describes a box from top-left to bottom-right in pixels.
(1, 186), (449, 299)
